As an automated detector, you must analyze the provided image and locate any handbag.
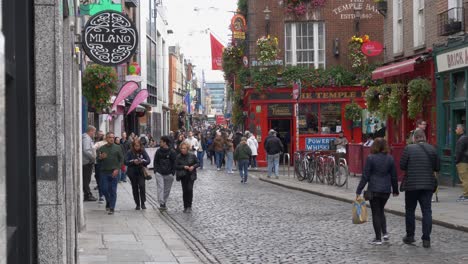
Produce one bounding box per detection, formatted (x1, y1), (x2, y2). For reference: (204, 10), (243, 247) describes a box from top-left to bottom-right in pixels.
(142, 167), (152, 180)
(363, 190), (373, 201)
(399, 174), (408, 192)
(352, 197), (368, 224)
(175, 170), (187, 181)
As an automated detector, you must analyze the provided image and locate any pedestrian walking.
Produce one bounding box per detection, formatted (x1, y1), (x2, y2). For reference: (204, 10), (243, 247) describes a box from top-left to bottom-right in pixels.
(175, 134), (186, 153)
(94, 131), (107, 202)
(225, 138), (234, 174)
(184, 131), (199, 155)
(264, 129), (283, 178)
(82, 125), (97, 201)
(120, 132), (131, 182)
(114, 137), (125, 183)
(97, 132), (124, 215)
(206, 132), (214, 165)
(154, 136), (177, 211)
(234, 137), (252, 183)
(455, 124), (468, 202)
(246, 131), (259, 170)
(125, 139), (150, 210)
(400, 129), (440, 248)
(213, 133), (225, 171)
(175, 142), (200, 213)
(408, 119), (428, 144)
(196, 133), (206, 169)
(356, 138), (399, 245)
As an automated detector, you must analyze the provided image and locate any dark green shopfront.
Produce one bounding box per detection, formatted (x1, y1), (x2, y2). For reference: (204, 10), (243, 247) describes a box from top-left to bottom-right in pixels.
(435, 37), (468, 185)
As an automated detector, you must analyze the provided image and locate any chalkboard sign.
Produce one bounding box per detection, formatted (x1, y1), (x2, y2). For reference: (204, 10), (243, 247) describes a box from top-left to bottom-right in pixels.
(83, 11), (138, 66)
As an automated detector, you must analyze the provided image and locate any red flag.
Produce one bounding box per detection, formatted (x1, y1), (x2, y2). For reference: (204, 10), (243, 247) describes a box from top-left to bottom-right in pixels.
(210, 33), (224, 70)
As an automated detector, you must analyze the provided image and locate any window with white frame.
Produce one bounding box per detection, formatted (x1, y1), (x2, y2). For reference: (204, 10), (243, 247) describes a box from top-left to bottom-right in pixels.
(393, 0), (403, 53)
(413, 0), (425, 47)
(285, 22), (325, 69)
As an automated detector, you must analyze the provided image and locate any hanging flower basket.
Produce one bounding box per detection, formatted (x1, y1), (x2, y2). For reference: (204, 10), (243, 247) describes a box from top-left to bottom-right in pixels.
(256, 35), (280, 64)
(82, 64), (118, 113)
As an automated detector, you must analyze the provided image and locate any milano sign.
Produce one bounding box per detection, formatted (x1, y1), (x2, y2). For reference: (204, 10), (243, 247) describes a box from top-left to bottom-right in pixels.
(83, 10), (138, 66)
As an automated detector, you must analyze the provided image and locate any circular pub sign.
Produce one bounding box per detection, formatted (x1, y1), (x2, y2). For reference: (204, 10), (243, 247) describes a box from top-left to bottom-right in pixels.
(361, 41), (383, 57)
(83, 11), (138, 66)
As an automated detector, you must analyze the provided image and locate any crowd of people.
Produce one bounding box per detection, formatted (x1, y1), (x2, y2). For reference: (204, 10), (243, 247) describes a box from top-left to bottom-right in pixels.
(81, 124), (283, 214)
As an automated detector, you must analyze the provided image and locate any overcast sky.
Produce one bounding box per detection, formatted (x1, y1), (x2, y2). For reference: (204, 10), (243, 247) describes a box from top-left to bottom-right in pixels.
(164, 0), (237, 82)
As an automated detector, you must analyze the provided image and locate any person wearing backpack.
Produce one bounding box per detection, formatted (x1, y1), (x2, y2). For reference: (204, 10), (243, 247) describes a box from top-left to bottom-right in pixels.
(234, 137), (252, 184)
(153, 136), (177, 211)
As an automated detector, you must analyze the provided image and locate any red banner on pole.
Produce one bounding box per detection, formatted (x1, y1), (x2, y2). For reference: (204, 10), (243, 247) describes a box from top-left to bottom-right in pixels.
(210, 33), (224, 70)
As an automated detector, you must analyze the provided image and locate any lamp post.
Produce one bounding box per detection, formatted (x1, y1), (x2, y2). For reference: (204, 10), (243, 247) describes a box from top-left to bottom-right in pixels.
(353, 5), (362, 33)
(263, 6), (271, 35)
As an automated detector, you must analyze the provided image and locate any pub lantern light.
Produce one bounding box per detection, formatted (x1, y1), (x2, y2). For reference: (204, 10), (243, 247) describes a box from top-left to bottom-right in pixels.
(353, 5), (363, 33)
(263, 6), (272, 35)
(333, 38), (340, 56)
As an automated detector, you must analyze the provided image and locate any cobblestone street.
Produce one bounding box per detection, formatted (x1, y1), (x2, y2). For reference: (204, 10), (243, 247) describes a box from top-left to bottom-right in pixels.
(146, 162), (468, 264)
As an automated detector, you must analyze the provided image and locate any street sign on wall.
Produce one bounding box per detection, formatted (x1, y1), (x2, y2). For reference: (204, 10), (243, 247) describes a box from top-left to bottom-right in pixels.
(83, 10), (138, 66)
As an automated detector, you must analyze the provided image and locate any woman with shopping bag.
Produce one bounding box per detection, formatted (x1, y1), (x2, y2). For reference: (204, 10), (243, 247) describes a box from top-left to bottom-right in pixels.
(356, 138), (399, 245)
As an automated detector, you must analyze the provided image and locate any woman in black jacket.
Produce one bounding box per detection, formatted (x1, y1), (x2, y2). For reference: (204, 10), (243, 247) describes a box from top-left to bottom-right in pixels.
(356, 138), (399, 245)
(125, 139), (150, 210)
(175, 142), (200, 213)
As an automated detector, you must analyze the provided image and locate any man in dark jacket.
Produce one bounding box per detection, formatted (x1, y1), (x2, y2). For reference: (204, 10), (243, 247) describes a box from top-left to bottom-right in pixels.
(455, 124), (468, 202)
(264, 129), (283, 179)
(154, 136), (177, 211)
(400, 129), (439, 248)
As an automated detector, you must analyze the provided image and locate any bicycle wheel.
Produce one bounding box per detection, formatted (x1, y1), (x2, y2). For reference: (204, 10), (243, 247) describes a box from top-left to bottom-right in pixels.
(295, 154), (306, 181)
(315, 157), (325, 183)
(325, 159), (335, 185)
(307, 158), (316, 183)
(334, 163), (349, 187)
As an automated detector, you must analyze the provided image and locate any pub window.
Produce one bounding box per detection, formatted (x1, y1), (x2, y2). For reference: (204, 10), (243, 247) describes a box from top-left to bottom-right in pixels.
(453, 71), (466, 98)
(299, 104), (319, 134)
(285, 22), (325, 69)
(320, 103), (341, 134)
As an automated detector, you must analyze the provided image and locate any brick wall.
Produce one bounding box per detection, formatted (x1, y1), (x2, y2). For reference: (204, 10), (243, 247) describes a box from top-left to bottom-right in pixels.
(383, 0), (450, 63)
(247, 0), (384, 69)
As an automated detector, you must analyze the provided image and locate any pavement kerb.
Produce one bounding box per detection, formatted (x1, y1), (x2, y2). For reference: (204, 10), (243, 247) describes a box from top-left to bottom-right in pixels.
(258, 177), (468, 233)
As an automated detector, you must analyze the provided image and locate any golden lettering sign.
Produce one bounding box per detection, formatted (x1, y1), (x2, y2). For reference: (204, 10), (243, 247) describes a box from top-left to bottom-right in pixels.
(300, 92), (358, 99)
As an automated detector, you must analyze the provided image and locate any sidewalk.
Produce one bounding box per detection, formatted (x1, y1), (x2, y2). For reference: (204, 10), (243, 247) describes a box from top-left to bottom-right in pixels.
(250, 168), (468, 232)
(78, 181), (200, 264)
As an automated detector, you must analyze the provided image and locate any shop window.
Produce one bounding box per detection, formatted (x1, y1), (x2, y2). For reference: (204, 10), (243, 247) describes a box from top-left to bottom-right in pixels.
(452, 71), (466, 98)
(299, 104), (318, 134)
(320, 103), (342, 134)
(443, 73), (450, 101)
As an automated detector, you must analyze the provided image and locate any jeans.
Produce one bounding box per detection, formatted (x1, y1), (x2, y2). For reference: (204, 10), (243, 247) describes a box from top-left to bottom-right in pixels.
(181, 177), (195, 209)
(197, 151), (205, 169)
(369, 193), (390, 240)
(215, 151), (224, 169)
(405, 190), (433, 241)
(238, 160), (249, 182)
(226, 152), (234, 172)
(82, 163), (93, 198)
(267, 153), (280, 177)
(129, 173), (146, 207)
(95, 163), (103, 198)
(250, 155), (257, 168)
(119, 166), (127, 182)
(156, 173), (174, 205)
(101, 173), (118, 209)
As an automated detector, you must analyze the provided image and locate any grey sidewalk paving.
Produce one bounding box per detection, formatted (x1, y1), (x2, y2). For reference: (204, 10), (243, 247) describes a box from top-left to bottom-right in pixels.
(78, 181), (200, 264)
(250, 168), (468, 232)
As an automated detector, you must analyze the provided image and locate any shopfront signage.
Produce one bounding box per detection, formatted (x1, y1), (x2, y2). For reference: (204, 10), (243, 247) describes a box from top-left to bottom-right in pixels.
(332, 1), (380, 20)
(306, 138), (335, 151)
(361, 41), (383, 57)
(436, 46), (468, 73)
(231, 14), (247, 40)
(268, 104), (293, 117)
(301, 91), (361, 99)
(83, 11), (138, 66)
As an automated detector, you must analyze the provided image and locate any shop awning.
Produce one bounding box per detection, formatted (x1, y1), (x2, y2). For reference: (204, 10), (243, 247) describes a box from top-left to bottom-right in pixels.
(371, 57), (421, 80)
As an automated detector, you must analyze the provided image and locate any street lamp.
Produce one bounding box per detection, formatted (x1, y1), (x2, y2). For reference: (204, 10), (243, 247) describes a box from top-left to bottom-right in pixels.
(263, 6), (272, 35)
(354, 5), (363, 33)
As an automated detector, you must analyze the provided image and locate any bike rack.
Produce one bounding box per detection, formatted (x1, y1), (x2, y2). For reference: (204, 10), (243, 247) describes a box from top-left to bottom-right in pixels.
(283, 153), (290, 177)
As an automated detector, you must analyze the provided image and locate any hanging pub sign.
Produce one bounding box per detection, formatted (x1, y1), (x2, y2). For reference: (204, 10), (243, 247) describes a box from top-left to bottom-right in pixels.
(361, 41), (383, 57)
(83, 10), (138, 66)
(231, 14), (247, 40)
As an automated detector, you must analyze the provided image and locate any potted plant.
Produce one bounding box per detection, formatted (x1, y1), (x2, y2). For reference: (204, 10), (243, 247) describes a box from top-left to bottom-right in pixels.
(345, 100), (363, 142)
(256, 35), (280, 65)
(407, 78), (432, 119)
(82, 64), (118, 113)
